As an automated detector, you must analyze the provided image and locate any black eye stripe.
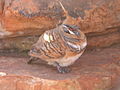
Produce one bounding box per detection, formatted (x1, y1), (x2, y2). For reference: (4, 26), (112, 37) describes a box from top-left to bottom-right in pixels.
(63, 28), (70, 34)
(63, 24), (80, 35)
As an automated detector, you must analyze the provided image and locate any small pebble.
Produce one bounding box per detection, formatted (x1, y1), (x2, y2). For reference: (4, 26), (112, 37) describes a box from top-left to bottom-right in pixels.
(0, 72), (7, 76)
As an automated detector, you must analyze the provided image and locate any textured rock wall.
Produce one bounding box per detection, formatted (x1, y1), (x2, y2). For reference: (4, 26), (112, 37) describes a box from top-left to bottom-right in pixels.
(0, 0), (120, 51)
(0, 44), (120, 90)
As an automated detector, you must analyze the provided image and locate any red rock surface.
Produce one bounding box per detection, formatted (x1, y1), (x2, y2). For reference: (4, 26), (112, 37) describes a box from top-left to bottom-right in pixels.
(0, 0), (120, 50)
(0, 44), (120, 90)
(0, 0), (63, 38)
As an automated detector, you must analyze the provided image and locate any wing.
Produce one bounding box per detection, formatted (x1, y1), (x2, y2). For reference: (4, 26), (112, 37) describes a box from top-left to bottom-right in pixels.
(34, 29), (66, 61)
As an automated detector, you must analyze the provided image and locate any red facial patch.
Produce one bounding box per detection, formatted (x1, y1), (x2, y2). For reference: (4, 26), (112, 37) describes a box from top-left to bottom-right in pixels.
(69, 27), (75, 31)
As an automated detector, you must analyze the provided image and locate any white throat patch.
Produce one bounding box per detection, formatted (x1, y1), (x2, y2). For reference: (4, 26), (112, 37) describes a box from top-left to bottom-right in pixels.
(81, 41), (87, 49)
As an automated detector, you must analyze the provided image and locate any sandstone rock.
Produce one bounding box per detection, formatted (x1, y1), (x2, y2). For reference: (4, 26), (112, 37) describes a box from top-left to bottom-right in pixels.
(0, 44), (120, 90)
(87, 30), (120, 49)
(0, 29), (119, 51)
(0, 0), (119, 36)
(0, 0), (120, 50)
(0, 0), (64, 38)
